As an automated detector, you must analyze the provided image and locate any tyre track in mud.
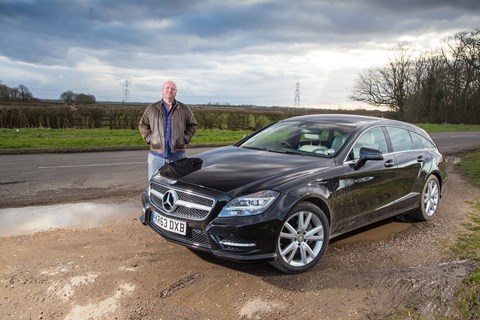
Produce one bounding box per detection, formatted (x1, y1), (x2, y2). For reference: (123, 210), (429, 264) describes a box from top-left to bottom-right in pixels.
(159, 272), (202, 298)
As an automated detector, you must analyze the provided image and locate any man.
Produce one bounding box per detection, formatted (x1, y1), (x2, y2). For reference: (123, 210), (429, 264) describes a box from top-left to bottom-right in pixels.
(139, 80), (198, 180)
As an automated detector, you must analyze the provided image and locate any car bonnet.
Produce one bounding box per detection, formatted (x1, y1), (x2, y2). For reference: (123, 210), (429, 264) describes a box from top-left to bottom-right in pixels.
(156, 146), (333, 197)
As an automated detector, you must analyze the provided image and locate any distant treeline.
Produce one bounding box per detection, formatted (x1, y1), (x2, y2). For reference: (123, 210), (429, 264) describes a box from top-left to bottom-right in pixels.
(0, 83), (35, 102)
(0, 102), (386, 131)
(0, 82), (97, 104)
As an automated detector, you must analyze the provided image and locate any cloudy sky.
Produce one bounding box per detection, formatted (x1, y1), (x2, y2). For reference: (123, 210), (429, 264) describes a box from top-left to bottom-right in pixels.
(1, 0), (479, 109)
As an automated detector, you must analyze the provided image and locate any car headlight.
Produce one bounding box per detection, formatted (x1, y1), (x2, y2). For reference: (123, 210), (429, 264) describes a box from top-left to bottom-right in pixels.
(218, 190), (280, 217)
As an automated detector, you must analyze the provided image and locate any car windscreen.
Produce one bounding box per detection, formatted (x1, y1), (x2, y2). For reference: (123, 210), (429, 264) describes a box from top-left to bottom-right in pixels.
(239, 120), (355, 157)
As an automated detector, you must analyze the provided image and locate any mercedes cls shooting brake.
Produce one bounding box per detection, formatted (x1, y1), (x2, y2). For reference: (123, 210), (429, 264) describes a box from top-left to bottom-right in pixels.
(140, 114), (447, 273)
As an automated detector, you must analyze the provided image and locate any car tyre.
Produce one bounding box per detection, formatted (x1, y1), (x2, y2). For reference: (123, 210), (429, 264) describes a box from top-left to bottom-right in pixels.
(410, 175), (440, 221)
(270, 202), (329, 274)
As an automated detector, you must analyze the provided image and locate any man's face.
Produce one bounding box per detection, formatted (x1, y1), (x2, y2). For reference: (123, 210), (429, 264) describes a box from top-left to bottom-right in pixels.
(162, 82), (177, 101)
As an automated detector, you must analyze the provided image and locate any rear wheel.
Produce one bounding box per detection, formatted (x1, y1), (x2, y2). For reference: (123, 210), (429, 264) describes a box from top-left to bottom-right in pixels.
(409, 175), (440, 221)
(270, 202), (329, 274)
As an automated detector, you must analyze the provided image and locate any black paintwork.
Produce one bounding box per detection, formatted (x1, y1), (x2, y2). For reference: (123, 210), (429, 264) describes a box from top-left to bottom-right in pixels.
(157, 146), (334, 197)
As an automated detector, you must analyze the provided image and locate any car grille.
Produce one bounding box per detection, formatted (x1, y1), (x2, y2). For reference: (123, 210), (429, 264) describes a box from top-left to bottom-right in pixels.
(150, 182), (215, 221)
(149, 222), (211, 249)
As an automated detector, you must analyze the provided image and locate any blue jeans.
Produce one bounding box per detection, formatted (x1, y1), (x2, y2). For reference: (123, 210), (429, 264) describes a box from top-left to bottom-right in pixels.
(147, 152), (186, 181)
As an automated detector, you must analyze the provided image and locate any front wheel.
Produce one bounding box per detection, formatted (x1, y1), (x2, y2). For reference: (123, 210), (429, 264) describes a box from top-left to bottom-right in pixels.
(409, 175), (440, 221)
(270, 202), (329, 274)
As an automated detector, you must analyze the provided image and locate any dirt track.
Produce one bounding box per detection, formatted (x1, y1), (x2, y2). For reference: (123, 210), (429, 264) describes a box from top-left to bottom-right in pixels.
(0, 167), (479, 320)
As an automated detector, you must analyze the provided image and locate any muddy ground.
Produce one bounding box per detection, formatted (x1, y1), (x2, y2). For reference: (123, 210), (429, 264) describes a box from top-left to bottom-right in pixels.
(0, 167), (479, 320)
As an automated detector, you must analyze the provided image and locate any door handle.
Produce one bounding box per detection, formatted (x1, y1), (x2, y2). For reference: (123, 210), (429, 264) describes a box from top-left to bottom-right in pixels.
(384, 159), (395, 168)
(417, 155), (424, 163)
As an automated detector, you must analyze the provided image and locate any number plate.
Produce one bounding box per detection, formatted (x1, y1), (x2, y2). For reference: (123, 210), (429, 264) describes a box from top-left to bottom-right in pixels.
(152, 211), (187, 236)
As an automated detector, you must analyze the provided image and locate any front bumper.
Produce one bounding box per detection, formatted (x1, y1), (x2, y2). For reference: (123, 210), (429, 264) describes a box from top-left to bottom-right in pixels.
(139, 188), (283, 262)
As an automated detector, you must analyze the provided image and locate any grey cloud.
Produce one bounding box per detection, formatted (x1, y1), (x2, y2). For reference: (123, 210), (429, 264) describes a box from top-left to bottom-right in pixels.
(2, 0), (478, 65)
(1, 0), (479, 104)
(364, 0), (480, 13)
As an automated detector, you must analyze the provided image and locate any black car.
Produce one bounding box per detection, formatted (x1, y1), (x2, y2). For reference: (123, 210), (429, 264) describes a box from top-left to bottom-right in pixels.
(140, 114), (447, 273)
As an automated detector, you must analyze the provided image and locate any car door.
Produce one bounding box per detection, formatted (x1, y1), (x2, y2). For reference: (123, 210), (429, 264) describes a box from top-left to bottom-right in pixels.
(333, 127), (398, 233)
(385, 126), (426, 212)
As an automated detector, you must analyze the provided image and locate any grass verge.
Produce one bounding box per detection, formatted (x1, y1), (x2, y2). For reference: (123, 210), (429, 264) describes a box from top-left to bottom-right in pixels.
(451, 150), (480, 319)
(0, 123), (479, 151)
(456, 150), (480, 188)
(417, 123), (480, 132)
(0, 128), (250, 150)
(452, 199), (480, 319)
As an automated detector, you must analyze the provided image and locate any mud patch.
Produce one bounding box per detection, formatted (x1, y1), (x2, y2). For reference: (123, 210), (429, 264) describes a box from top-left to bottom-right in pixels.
(332, 220), (412, 246)
(48, 272), (99, 301)
(64, 283), (135, 320)
(239, 298), (286, 319)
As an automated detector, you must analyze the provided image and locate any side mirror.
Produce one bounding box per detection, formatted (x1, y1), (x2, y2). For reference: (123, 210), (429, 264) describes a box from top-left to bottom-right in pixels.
(354, 147), (383, 170)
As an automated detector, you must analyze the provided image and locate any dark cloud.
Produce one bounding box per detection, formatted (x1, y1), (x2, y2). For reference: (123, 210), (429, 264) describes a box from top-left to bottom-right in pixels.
(1, 0), (478, 65)
(1, 0), (479, 104)
(365, 0), (480, 13)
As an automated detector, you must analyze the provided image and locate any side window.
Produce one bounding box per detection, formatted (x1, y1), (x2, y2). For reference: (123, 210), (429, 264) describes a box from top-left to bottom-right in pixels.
(350, 127), (388, 160)
(421, 136), (436, 149)
(410, 132), (423, 149)
(411, 132), (436, 150)
(386, 127), (414, 152)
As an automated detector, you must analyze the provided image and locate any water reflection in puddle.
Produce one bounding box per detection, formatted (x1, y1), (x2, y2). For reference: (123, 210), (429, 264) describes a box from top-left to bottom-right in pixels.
(331, 220), (412, 247)
(0, 202), (139, 237)
(446, 155), (461, 164)
(1, 202), (414, 243)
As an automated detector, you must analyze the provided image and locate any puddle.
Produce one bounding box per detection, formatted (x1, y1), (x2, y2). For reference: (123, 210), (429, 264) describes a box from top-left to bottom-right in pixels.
(445, 155), (461, 164)
(0, 202), (413, 241)
(331, 220), (412, 246)
(0, 202), (139, 237)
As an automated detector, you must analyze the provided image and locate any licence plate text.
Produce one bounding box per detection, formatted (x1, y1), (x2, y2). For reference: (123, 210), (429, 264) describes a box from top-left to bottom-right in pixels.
(153, 212), (187, 236)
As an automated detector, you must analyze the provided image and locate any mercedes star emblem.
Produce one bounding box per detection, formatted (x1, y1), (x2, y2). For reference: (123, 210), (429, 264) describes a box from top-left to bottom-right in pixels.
(162, 190), (178, 213)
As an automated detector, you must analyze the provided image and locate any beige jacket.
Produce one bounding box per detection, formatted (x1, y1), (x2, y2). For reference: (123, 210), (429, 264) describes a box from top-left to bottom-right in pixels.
(138, 100), (197, 155)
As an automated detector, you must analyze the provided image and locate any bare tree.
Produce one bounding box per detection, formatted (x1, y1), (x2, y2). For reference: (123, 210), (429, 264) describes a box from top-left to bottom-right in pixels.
(350, 44), (412, 117)
(60, 91), (96, 104)
(441, 28), (480, 123)
(407, 52), (446, 122)
(17, 84), (33, 101)
(60, 90), (76, 104)
(0, 83), (9, 101)
(76, 93), (96, 104)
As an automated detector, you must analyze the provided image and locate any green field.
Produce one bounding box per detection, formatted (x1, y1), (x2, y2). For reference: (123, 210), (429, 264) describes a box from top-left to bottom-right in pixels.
(0, 124), (479, 151)
(417, 123), (480, 132)
(0, 128), (250, 150)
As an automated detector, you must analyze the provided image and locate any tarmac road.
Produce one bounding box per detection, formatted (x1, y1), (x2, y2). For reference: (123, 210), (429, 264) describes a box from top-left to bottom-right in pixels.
(429, 131), (480, 154)
(0, 132), (479, 208)
(0, 147), (212, 208)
